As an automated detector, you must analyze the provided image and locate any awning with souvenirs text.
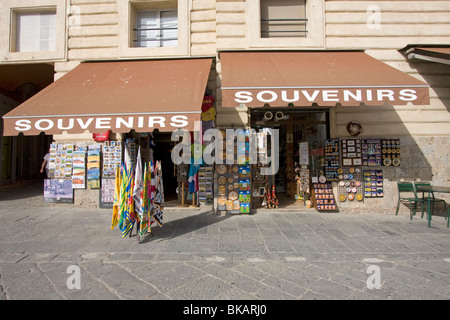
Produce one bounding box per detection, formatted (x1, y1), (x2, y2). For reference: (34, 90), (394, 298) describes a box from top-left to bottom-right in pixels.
(2, 58), (212, 136)
(220, 51), (430, 108)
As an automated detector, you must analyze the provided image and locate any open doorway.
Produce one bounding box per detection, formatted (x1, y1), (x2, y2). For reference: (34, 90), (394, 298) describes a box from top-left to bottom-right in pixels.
(251, 108), (330, 208)
(123, 131), (178, 203)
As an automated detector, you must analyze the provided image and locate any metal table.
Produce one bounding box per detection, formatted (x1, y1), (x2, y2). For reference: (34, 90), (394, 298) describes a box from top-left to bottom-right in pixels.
(416, 185), (450, 227)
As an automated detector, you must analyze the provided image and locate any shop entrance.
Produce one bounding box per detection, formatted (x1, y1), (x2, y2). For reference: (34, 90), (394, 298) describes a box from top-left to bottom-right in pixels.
(123, 131), (178, 204)
(251, 109), (329, 209)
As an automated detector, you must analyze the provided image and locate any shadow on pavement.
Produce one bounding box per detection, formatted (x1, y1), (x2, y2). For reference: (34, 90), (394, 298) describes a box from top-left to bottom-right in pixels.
(0, 179), (43, 201)
(137, 209), (231, 244)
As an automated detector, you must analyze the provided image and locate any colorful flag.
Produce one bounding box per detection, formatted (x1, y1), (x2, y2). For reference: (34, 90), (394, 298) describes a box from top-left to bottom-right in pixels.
(119, 163), (135, 237)
(139, 162), (150, 236)
(111, 164), (121, 230)
(153, 161), (165, 226)
(133, 147), (143, 215)
(118, 163), (126, 229)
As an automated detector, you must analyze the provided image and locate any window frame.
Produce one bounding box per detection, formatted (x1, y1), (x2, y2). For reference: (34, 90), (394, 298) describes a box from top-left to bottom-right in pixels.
(134, 9), (178, 48)
(1, 0), (66, 62)
(118, 0), (189, 58)
(247, 0), (324, 49)
(12, 9), (58, 53)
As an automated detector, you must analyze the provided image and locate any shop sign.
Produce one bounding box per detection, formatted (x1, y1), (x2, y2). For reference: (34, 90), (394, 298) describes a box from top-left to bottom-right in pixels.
(223, 88), (424, 107)
(6, 114), (192, 135)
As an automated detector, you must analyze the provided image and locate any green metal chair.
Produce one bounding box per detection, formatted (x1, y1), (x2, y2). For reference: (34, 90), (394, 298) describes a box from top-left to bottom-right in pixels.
(414, 181), (447, 218)
(396, 181), (424, 220)
(446, 205), (449, 228)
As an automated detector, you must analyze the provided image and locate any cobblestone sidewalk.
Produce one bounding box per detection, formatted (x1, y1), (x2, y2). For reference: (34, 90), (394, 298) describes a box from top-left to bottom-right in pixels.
(0, 183), (449, 300)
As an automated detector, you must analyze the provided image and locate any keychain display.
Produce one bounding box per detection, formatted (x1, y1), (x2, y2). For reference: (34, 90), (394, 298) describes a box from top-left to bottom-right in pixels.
(324, 139), (340, 180)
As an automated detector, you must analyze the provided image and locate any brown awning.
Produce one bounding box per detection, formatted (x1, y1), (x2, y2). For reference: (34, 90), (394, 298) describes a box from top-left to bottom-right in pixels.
(401, 45), (450, 65)
(3, 58), (212, 136)
(220, 51), (430, 108)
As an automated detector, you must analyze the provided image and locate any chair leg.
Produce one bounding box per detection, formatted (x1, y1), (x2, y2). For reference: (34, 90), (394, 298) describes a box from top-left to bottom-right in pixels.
(447, 207), (449, 228)
(420, 201), (425, 218)
(411, 202), (417, 221)
(396, 200), (400, 215)
(421, 201), (425, 218)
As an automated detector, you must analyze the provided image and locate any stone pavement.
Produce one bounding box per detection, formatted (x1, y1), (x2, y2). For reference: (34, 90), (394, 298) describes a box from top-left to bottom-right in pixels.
(0, 181), (449, 300)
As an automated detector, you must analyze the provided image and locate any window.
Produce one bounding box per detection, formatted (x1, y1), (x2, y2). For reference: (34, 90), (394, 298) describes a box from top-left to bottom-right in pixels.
(247, 0), (324, 49)
(13, 10), (57, 52)
(1, 0), (66, 62)
(134, 9), (178, 48)
(118, 0), (188, 58)
(260, 0), (307, 38)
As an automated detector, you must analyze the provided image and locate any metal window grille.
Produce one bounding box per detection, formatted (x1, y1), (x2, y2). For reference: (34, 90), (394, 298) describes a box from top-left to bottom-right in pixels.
(261, 18), (308, 38)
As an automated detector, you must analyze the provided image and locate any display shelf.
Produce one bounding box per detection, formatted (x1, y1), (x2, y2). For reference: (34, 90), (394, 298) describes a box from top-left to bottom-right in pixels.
(251, 164), (269, 209)
(312, 182), (337, 211)
(341, 139), (362, 167)
(361, 139), (382, 167)
(198, 165), (213, 205)
(363, 170), (384, 198)
(324, 139), (339, 181)
(381, 139), (401, 167)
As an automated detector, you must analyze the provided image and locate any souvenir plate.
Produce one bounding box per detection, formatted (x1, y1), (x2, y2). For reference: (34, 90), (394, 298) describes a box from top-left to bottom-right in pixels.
(217, 164), (226, 175)
(232, 165), (239, 172)
(218, 175), (227, 185)
(339, 194), (346, 202)
(348, 194), (355, 201)
(218, 196), (227, 206)
(383, 158), (392, 166)
(227, 177), (234, 184)
(228, 191), (238, 201)
(356, 193), (363, 201)
(392, 158), (401, 166)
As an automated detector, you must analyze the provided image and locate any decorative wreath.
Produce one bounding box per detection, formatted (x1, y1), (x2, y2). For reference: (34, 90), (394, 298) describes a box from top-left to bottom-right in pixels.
(346, 121), (363, 137)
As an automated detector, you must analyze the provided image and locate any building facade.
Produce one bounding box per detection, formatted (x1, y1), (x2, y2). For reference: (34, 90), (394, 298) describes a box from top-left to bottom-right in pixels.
(1, 0), (449, 213)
